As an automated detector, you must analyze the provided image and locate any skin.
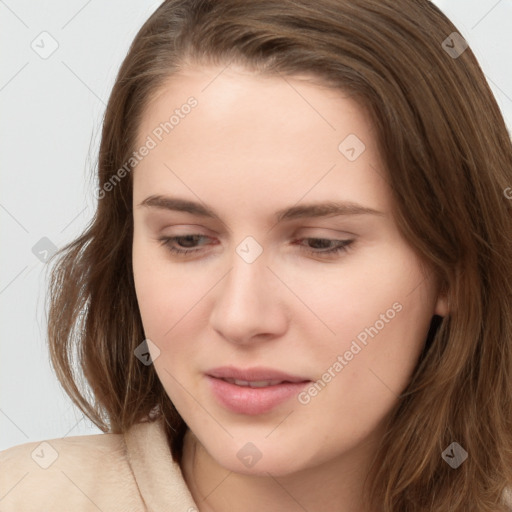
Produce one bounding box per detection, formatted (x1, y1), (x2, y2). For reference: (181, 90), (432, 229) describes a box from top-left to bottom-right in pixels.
(132, 64), (449, 512)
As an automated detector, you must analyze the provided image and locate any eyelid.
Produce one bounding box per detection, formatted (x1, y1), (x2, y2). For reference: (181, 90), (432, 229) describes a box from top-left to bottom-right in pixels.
(296, 226), (357, 237)
(158, 224), (356, 236)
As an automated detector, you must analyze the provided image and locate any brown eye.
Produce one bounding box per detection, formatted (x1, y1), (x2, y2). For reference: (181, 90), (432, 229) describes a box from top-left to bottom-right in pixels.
(295, 238), (354, 257)
(158, 234), (211, 255)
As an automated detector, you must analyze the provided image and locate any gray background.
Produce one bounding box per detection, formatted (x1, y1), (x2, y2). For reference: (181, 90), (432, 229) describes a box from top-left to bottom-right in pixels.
(1, 0), (511, 450)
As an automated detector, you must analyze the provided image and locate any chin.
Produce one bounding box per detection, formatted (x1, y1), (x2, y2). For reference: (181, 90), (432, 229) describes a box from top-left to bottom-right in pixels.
(209, 440), (316, 477)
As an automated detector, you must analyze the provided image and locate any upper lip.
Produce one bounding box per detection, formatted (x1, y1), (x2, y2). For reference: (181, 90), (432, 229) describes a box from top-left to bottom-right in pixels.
(207, 366), (310, 383)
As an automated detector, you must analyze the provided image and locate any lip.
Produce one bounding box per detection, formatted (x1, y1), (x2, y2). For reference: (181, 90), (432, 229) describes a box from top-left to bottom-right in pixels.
(207, 366), (309, 382)
(206, 366), (311, 415)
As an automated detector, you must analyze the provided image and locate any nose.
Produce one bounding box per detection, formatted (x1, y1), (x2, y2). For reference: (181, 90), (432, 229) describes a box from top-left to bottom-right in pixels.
(209, 245), (288, 346)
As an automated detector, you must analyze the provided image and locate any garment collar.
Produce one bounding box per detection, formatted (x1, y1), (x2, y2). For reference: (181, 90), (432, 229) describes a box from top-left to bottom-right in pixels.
(124, 417), (198, 511)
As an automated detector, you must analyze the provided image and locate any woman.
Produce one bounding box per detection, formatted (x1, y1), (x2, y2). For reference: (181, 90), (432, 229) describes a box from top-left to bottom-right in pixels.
(2, 0), (512, 510)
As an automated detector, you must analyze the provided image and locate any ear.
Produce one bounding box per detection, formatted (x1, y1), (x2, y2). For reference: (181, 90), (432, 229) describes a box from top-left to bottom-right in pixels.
(434, 286), (449, 317)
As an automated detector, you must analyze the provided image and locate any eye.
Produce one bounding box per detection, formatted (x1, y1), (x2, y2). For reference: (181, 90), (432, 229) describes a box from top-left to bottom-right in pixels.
(157, 235), (354, 258)
(158, 234), (212, 256)
(293, 237), (354, 257)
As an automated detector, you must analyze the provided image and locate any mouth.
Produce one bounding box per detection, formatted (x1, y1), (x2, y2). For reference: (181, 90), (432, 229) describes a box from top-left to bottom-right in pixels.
(206, 366), (311, 415)
(207, 365), (310, 383)
(218, 378), (302, 388)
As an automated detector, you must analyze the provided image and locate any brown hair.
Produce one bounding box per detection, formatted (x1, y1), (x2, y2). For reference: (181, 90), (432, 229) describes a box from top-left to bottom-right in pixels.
(46, 0), (512, 509)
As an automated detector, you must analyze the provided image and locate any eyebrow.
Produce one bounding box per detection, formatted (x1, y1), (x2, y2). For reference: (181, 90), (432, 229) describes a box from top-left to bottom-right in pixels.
(138, 195), (385, 223)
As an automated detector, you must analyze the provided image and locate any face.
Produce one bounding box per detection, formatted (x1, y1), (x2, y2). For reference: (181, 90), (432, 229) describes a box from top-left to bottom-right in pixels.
(131, 64), (447, 476)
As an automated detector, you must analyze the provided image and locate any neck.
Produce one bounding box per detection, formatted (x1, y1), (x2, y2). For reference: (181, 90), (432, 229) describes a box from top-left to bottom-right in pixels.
(180, 429), (379, 512)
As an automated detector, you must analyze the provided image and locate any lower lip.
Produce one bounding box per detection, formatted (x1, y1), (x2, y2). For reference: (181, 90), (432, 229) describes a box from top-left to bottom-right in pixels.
(206, 376), (310, 415)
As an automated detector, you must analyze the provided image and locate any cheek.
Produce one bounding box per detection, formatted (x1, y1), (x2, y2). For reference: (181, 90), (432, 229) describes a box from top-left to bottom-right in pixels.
(133, 233), (192, 333)
(285, 239), (430, 348)
(297, 244), (435, 414)
(133, 235), (186, 346)
(133, 238), (166, 337)
(315, 305), (430, 445)
(328, 288), (428, 435)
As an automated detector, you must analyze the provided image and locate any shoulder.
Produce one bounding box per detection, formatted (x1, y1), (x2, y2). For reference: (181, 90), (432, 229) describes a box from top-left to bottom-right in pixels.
(0, 431), (143, 511)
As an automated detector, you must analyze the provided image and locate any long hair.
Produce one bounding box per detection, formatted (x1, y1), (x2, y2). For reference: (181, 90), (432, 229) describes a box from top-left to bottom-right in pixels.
(46, 1), (512, 509)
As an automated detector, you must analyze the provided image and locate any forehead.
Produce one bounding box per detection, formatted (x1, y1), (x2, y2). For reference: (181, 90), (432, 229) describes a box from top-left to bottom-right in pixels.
(133, 64), (390, 216)
(136, 63), (374, 153)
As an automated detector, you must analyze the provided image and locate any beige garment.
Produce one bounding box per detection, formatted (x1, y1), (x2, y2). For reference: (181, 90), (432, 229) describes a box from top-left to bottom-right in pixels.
(2, 418), (512, 511)
(0, 417), (198, 511)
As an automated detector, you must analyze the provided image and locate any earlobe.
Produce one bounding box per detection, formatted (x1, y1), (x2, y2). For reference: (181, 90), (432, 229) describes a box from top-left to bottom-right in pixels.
(434, 291), (449, 318)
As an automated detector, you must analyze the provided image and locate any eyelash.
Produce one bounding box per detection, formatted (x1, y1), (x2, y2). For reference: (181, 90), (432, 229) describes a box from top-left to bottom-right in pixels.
(157, 235), (354, 258)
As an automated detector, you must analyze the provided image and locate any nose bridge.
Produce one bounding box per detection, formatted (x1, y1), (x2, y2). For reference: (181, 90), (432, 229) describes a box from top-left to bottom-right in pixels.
(209, 236), (286, 343)
(220, 239), (269, 313)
